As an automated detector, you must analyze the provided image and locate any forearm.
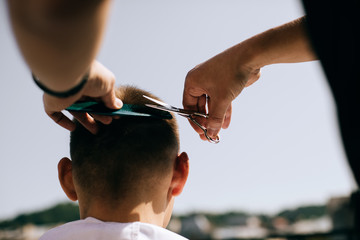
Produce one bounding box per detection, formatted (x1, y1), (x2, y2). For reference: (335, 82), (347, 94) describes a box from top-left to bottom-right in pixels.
(7, 0), (112, 91)
(232, 17), (317, 72)
(183, 17), (318, 139)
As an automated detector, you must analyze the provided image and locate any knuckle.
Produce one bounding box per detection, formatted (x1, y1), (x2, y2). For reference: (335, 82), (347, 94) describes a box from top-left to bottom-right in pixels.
(185, 65), (201, 82)
(185, 69), (195, 80)
(209, 116), (224, 125)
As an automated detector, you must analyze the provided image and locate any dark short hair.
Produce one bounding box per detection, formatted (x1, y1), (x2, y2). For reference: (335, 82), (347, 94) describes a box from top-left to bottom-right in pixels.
(70, 85), (179, 202)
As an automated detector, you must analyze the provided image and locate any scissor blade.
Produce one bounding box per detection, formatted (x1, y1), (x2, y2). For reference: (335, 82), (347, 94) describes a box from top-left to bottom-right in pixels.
(145, 103), (173, 113)
(177, 109), (208, 118)
(143, 95), (173, 109)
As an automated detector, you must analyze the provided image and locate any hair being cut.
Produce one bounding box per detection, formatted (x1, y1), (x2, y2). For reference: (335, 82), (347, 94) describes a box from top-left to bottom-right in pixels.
(70, 85), (179, 201)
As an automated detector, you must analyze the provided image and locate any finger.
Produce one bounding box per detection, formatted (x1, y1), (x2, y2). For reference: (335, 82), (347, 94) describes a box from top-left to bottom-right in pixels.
(183, 92), (205, 134)
(222, 103), (232, 129)
(91, 114), (113, 125)
(199, 133), (207, 141)
(70, 111), (98, 134)
(47, 111), (76, 132)
(84, 61), (122, 109)
(182, 76), (206, 111)
(187, 118), (206, 135)
(184, 95), (206, 134)
(195, 94), (208, 129)
(102, 88), (123, 110)
(185, 94), (208, 135)
(197, 94), (207, 114)
(183, 90), (200, 111)
(206, 96), (230, 138)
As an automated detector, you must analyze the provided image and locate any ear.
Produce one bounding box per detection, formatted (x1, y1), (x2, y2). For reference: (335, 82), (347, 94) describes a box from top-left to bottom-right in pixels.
(58, 157), (78, 201)
(169, 152), (189, 197)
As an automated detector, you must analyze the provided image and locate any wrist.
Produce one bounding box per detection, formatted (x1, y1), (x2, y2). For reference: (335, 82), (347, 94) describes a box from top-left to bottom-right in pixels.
(227, 40), (263, 83)
(236, 32), (275, 72)
(32, 71), (89, 98)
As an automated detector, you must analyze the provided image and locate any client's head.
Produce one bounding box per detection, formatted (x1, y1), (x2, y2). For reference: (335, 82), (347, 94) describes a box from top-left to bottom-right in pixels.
(57, 85), (189, 227)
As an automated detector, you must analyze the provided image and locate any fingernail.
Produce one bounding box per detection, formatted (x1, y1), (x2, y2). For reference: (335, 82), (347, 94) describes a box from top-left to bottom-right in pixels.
(207, 128), (218, 138)
(115, 98), (123, 108)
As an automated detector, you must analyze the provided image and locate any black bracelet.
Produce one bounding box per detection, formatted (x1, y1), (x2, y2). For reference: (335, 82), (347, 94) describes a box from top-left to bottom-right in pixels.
(32, 72), (88, 98)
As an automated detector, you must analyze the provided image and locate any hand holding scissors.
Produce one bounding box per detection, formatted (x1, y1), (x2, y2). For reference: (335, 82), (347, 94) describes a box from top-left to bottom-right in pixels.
(143, 95), (220, 144)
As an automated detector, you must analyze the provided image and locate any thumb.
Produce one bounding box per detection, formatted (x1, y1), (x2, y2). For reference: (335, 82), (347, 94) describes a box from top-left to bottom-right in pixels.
(206, 97), (230, 138)
(101, 88), (123, 110)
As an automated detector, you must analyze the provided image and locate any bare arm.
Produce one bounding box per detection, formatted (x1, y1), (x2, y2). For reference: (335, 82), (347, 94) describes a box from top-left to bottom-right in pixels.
(7, 0), (122, 134)
(241, 17), (316, 71)
(183, 17), (317, 140)
(7, 0), (112, 91)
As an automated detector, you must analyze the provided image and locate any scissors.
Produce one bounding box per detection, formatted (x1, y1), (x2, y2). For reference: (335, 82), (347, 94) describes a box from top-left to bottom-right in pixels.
(143, 95), (220, 144)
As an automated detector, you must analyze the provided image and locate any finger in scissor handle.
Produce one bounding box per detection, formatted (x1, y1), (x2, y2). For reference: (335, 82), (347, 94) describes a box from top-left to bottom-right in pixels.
(188, 118), (206, 136)
(186, 94), (209, 137)
(191, 117), (220, 143)
(189, 122), (209, 142)
(204, 131), (220, 143)
(192, 121), (220, 143)
(189, 116), (219, 143)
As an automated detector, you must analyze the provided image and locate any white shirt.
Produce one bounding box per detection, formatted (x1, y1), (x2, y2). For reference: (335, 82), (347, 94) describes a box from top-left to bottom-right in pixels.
(40, 217), (188, 240)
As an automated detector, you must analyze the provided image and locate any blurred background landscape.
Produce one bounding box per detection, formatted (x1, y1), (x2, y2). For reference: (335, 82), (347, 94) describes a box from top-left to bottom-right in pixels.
(0, 194), (357, 240)
(0, 0), (357, 239)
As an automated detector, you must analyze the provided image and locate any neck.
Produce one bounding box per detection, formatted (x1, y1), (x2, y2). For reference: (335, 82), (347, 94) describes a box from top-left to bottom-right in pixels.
(78, 197), (173, 228)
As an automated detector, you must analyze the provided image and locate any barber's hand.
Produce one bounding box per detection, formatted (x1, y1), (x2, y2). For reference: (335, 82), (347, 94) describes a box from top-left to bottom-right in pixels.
(183, 49), (261, 141)
(43, 60), (123, 134)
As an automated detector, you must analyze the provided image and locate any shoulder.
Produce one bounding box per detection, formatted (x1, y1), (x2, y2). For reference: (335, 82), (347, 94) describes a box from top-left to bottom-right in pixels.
(39, 219), (86, 240)
(137, 222), (188, 240)
(39, 218), (188, 240)
(39, 217), (111, 240)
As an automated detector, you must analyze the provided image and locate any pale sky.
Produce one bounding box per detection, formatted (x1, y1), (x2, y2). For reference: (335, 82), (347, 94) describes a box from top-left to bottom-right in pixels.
(0, 0), (356, 220)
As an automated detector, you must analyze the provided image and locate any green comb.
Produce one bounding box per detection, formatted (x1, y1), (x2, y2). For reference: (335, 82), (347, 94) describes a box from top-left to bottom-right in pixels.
(66, 101), (172, 119)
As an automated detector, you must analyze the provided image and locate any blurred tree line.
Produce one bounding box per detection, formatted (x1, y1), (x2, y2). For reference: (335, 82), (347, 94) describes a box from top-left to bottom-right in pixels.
(277, 205), (327, 224)
(0, 202), (326, 230)
(0, 202), (79, 229)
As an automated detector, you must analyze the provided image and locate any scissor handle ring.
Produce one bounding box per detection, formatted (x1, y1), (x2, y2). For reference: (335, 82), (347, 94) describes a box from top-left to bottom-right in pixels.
(204, 131), (220, 144)
(189, 116), (220, 144)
